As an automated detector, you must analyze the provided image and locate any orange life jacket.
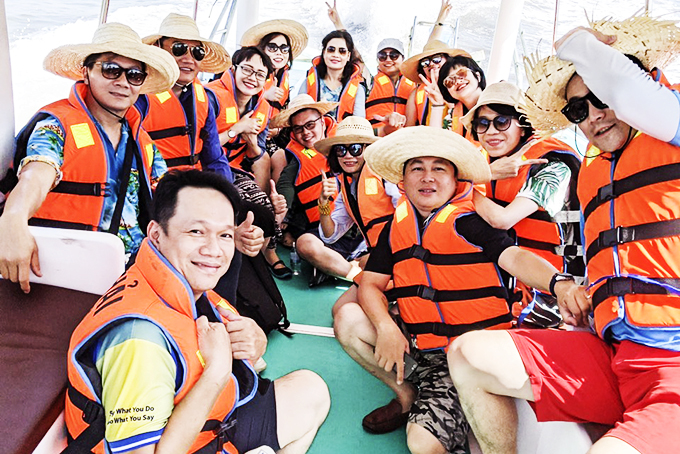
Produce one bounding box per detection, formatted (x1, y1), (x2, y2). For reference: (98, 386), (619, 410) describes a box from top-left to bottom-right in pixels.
(65, 239), (257, 453)
(263, 69), (290, 117)
(285, 137), (337, 226)
(140, 80), (209, 171)
(306, 56), (363, 120)
(387, 184), (512, 351)
(339, 164), (395, 249)
(207, 70), (271, 171)
(365, 72), (415, 128)
(487, 137), (583, 273)
(12, 81), (155, 232)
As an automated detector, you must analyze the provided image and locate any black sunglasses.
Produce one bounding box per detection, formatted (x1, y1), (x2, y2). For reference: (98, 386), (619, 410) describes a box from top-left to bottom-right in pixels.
(419, 54), (445, 69)
(332, 143), (365, 157)
(265, 42), (290, 54)
(291, 116), (322, 135)
(93, 61), (147, 86)
(171, 42), (206, 61)
(561, 91), (609, 124)
(471, 115), (514, 134)
(377, 50), (401, 62)
(326, 46), (348, 55)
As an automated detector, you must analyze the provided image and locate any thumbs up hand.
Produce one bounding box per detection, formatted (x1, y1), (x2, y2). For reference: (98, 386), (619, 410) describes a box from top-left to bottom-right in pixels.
(235, 211), (265, 257)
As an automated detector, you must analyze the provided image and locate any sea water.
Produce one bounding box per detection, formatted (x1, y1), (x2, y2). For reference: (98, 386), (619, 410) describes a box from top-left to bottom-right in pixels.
(5, 0), (680, 129)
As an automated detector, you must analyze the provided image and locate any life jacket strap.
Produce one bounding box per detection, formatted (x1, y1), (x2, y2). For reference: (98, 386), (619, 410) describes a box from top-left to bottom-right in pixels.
(586, 218), (680, 262)
(403, 312), (513, 338)
(147, 125), (189, 141)
(165, 153), (201, 168)
(29, 218), (100, 231)
(365, 96), (408, 109)
(52, 181), (107, 197)
(591, 276), (680, 309)
(60, 385), (105, 454)
(392, 244), (489, 266)
(386, 284), (508, 302)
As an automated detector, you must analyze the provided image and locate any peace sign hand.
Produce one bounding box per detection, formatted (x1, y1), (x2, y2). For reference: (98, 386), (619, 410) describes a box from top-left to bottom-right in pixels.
(419, 67), (445, 106)
(489, 140), (548, 181)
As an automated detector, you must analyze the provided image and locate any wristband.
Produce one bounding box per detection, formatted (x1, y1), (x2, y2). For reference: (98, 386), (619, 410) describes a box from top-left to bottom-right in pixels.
(318, 201), (331, 216)
(436, 22), (445, 26)
(549, 273), (575, 297)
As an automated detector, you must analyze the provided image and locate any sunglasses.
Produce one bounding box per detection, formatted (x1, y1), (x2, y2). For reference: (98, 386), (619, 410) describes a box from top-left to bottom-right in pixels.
(291, 116), (322, 135)
(443, 68), (471, 89)
(171, 42), (206, 61)
(332, 143), (365, 157)
(561, 91), (609, 124)
(93, 61), (147, 86)
(419, 54), (445, 69)
(471, 115), (515, 134)
(326, 46), (348, 55)
(238, 64), (268, 81)
(265, 42), (291, 54)
(377, 50), (401, 62)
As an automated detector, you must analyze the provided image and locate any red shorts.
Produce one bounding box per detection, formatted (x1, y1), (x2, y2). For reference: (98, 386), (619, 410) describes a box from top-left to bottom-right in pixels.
(509, 329), (680, 453)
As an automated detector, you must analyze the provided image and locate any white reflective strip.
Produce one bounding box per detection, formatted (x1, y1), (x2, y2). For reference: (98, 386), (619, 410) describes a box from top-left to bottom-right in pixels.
(552, 210), (582, 223)
(554, 245), (584, 256)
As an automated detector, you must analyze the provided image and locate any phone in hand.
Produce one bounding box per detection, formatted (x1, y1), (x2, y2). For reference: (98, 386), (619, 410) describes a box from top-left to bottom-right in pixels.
(394, 352), (418, 380)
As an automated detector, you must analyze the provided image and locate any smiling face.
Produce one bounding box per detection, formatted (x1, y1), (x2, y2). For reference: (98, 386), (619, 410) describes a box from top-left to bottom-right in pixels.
(161, 38), (203, 86)
(336, 144), (366, 176)
(565, 74), (632, 153)
(235, 54), (268, 97)
(264, 33), (290, 70)
(444, 64), (481, 106)
(83, 54), (143, 116)
(377, 48), (403, 78)
(476, 106), (523, 158)
(149, 186), (235, 300)
(323, 37), (350, 71)
(403, 157), (458, 217)
(290, 108), (325, 149)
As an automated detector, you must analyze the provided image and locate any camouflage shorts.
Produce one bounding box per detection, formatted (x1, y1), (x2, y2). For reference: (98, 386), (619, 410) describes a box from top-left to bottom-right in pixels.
(407, 351), (470, 454)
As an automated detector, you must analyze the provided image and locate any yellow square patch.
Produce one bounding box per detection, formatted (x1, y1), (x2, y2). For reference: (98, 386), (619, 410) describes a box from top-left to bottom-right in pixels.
(302, 148), (317, 159)
(307, 73), (316, 86)
(347, 84), (357, 98)
(195, 85), (205, 103)
(70, 123), (94, 149)
(395, 202), (408, 223)
(364, 177), (379, 195)
(377, 75), (389, 86)
(405, 79), (414, 86)
(255, 111), (266, 126)
(155, 91), (172, 104)
(417, 90), (424, 104)
(435, 205), (457, 223)
(225, 107), (238, 125)
(284, 77), (289, 89)
(145, 143), (154, 165)
(585, 145), (599, 166)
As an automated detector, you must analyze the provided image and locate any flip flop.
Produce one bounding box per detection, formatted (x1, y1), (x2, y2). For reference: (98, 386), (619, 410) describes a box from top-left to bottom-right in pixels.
(269, 260), (293, 280)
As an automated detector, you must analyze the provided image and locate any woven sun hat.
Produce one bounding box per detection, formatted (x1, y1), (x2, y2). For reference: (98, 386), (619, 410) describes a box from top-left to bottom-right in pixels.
(143, 13), (231, 74)
(364, 126), (491, 185)
(521, 15), (680, 136)
(401, 40), (472, 84)
(270, 94), (338, 128)
(240, 19), (309, 60)
(314, 116), (379, 155)
(44, 22), (179, 94)
(461, 81), (525, 131)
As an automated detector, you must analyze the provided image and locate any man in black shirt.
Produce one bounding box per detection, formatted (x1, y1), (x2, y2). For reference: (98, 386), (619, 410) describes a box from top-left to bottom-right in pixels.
(333, 126), (582, 454)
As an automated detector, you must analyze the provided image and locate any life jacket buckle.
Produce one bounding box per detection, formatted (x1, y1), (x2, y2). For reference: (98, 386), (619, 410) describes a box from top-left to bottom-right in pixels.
(596, 184), (615, 204)
(417, 285), (437, 301)
(605, 277), (635, 298)
(409, 244), (430, 262)
(600, 226), (633, 248)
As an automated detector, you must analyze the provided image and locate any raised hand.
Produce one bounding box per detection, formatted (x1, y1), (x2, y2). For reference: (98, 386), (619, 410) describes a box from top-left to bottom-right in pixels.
(489, 140), (549, 180)
(319, 170), (336, 206)
(269, 179), (287, 224)
(235, 211), (265, 257)
(419, 67), (445, 106)
(264, 77), (285, 103)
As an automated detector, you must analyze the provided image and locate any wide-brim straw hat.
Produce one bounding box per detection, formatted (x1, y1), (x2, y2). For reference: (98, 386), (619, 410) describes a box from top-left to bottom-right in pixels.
(401, 40), (472, 84)
(315, 116), (379, 154)
(522, 15), (680, 136)
(461, 81), (525, 130)
(143, 13), (231, 74)
(270, 94), (337, 128)
(241, 19), (309, 60)
(364, 126), (491, 184)
(44, 22), (179, 94)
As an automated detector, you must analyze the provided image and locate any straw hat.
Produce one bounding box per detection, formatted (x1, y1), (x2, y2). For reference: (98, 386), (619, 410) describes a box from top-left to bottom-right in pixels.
(270, 94), (337, 128)
(314, 116), (379, 154)
(364, 126), (491, 184)
(240, 19), (309, 60)
(44, 22), (179, 94)
(143, 13), (231, 74)
(401, 40), (472, 84)
(521, 15), (680, 136)
(461, 81), (525, 130)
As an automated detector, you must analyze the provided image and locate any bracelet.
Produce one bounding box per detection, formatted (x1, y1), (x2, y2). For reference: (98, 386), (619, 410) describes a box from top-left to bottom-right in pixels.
(318, 201), (331, 216)
(436, 22), (445, 26)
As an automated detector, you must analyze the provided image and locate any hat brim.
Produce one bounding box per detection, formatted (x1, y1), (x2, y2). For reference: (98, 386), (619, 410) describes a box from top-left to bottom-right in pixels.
(44, 41), (179, 94)
(143, 34), (231, 74)
(461, 82), (525, 131)
(401, 47), (472, 83)
(315, 134), (379, 155)
(364, 126), (491, 184)
(270, 101), (338, 128)
(240, 19), (309, 60)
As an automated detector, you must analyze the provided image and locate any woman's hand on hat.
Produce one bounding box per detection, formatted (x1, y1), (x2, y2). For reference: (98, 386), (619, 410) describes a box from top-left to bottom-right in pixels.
(419, 68), (445, 106)
(319, 170), (336, 205)
(555, 26), (616, 52)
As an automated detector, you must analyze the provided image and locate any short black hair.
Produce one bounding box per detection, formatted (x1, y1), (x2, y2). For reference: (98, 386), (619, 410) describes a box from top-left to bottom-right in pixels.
(232, 46), (274, 77)
(470, 102), (534, 143)
(152, 169), (241, 232)
(438, 56), (486, 104)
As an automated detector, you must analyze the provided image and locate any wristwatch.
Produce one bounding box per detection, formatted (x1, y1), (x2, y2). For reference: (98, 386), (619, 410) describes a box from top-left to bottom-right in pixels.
(227, 129), (237, 139)
(549, 272), (575, 297)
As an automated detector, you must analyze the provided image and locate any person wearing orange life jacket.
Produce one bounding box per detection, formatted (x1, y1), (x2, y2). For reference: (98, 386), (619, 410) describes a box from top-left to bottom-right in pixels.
(0, 23), (178, 293)
(460, 81), (584, 328)
(296, 116), (400, 288)
(65, 170), (330, 454)
(364, 38), (415, 137)
(207, 46), (273, 192)
(448, 18), (680, 454)
(136, 13), (233, 181)
(300, 29), (365, 121)
(333, 126), (571, 450)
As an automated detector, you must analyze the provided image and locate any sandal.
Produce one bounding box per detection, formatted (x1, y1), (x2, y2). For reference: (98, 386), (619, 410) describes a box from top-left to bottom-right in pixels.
(268, 260), (293, 280)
